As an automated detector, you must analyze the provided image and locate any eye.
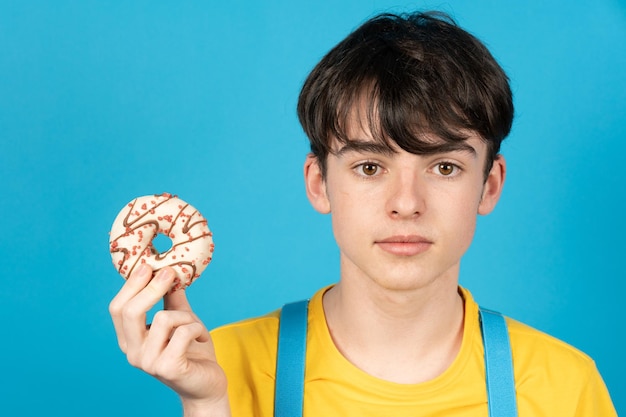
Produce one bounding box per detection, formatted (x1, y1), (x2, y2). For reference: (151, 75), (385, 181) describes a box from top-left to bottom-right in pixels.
(436, 162), (458, 176)
(361, 163), (379, 176)
(356, 162), (380, 177)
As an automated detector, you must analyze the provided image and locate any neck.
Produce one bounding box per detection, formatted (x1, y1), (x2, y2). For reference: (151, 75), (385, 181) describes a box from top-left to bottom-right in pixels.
(322, 266), (465, 384)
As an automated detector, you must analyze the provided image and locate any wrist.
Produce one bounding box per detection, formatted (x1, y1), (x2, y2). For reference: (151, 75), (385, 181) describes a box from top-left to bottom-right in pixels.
(182, 395), (231, 417)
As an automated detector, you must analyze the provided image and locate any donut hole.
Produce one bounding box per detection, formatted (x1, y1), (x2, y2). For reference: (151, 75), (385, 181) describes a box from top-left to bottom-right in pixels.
(152, 233), (173, 254)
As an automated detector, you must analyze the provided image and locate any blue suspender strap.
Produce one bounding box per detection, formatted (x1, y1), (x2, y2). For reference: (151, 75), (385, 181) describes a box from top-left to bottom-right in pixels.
(479, 307), (518, 417)
(275, 300), (517, 417)
(275, 300), (309, 417)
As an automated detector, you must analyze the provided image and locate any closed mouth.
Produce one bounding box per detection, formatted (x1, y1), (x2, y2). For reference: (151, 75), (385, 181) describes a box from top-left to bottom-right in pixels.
(375, 235), (433, 256)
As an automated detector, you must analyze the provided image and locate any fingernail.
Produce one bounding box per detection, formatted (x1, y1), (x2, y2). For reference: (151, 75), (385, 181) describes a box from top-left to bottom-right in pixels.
(155, 268), (173, 281)
(136, 263), (150, 277)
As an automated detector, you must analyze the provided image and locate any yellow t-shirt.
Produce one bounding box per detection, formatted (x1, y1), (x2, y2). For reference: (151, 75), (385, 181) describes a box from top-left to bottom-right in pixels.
(211, 287), (616, 416)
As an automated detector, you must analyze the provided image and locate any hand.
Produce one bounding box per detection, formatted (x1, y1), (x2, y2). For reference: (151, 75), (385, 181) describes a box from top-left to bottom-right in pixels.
(109, 265), (231, 416)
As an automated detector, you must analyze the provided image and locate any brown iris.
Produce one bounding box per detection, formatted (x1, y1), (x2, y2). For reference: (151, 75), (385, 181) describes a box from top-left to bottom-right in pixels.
(438, 163), (454, 176)
(362, 163), (378, 176)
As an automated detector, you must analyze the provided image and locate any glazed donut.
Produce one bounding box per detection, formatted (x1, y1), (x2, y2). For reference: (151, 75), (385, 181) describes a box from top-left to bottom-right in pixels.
(109, 192), (214, 290)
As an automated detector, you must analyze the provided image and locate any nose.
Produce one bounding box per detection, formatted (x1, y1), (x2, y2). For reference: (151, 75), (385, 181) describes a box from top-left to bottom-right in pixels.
(385, 169), (426, 219)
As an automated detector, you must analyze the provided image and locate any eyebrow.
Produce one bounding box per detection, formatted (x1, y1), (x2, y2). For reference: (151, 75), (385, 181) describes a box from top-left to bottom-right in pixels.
(334, 140), (397, 157)
(427, 141), (478, 157)
(334, 140), (477, 158)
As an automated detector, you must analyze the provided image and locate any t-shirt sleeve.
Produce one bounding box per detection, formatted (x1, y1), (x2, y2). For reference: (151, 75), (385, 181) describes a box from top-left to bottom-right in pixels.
(573, 362), (617, 417)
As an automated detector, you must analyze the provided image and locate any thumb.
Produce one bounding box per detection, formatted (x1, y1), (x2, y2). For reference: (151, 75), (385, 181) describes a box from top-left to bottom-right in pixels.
(163, 287), (210, 344)
(163, 286), (193, 312)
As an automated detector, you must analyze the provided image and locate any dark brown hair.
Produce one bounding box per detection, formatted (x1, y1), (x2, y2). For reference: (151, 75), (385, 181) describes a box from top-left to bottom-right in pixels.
(297, 11), (514, 179)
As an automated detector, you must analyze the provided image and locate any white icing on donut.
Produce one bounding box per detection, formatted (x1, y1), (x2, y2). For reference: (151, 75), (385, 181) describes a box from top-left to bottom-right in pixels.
(109, 193), (214, 290)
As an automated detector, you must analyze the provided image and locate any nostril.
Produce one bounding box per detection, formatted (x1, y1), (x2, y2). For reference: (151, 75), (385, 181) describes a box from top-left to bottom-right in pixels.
(389, 209), (421, 219)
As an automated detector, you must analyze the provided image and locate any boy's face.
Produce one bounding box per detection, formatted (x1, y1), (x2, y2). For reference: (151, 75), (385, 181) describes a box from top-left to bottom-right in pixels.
(304, 116), (505, 292)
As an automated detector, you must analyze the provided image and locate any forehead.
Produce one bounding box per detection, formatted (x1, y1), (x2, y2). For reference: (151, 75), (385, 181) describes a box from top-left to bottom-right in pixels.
(331, 113), (483, 158)
(330, 97), (485, 157)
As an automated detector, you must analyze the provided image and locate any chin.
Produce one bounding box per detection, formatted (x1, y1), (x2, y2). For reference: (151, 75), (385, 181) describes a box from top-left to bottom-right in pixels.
(371, 275), (438, 293)
(368, 265), (459, 294)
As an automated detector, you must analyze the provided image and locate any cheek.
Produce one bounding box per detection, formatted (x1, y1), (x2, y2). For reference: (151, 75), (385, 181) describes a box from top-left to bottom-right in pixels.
(327, 187), (377, 250)
(440, 193), (481, 249)
(328, 191), (361, 234)
(462, 197), (481, 242)
(458, 214), (478, 247)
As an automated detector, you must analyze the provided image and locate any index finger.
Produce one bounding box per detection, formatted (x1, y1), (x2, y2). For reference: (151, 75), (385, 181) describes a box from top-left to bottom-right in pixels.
(110, 264), (154, 311)
(109, 264), (153, 350)
(120, 267), (177, 353)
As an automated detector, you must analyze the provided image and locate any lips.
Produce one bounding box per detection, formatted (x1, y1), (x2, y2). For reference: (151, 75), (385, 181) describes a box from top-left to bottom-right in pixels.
(375, 235), (433, 256)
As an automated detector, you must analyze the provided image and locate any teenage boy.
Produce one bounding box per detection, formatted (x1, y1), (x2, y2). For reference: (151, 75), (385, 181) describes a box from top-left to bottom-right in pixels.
(109, 11), (617, 417)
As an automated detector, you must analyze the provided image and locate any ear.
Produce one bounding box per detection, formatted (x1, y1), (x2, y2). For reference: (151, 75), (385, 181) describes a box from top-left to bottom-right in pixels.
(304, 154), (331, 214)
(478, 154), (506, 215)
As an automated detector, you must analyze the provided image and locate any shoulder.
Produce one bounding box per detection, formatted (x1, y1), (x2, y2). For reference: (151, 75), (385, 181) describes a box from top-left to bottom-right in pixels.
(461, 286), (596, 375)
(209, 310), (282, 413)
(506, 317), (595, 372)
(504, 317), (617, 415)
(209, 288), (329, 376)
(464, 289), (615, 413)
(210, 309), (282, 397)
(211, 309), (281, 350)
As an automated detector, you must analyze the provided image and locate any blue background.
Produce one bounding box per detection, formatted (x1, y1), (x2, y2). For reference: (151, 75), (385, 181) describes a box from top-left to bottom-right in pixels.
(1, 0), (624, 415)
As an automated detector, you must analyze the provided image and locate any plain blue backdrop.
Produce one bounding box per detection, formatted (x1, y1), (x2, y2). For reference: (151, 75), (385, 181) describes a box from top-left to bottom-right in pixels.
(1, 0), (624, 415)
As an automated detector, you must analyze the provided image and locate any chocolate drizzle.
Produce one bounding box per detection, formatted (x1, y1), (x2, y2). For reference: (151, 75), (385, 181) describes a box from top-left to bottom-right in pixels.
(109, 193), (214, 289)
